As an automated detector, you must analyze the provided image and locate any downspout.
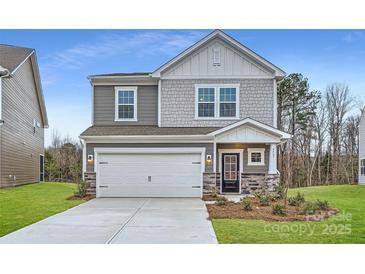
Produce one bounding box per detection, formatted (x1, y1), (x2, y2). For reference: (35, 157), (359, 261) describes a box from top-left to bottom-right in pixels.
(0, 65), (10, 187)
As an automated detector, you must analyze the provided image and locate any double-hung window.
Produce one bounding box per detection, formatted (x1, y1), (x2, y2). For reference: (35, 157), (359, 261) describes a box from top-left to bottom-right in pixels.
(220, 88), (237, 117)
(197, 88), (215, 117)
(361, 159), (365, 175)
(115, 86), (137, 121)
(195, 84), (239, 119)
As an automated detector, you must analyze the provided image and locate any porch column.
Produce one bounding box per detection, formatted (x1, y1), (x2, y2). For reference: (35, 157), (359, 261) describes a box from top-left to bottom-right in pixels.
(268, 144), (277, 175)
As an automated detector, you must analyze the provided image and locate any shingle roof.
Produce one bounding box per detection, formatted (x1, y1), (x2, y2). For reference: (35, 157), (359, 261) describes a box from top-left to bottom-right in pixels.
(88, 72), (151, 78)
(0, 44), (34, 72)
(80, 126), (221, 136)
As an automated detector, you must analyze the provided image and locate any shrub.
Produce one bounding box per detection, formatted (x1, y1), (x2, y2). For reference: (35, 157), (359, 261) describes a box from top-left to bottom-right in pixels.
(216, 196), (228, 206)
(315, 199), (329, 210)
(259, 195), (270, 206)
(74, 180), (87, 197)
(255, 192), (263, 200)
(288, 192), (305, 206)
(272, 204), (287, 216)
(211, 187), (219, 199)
(268, 193), (280, 202)
(241, 198), (252, 211)
(303, 201), (320, 215)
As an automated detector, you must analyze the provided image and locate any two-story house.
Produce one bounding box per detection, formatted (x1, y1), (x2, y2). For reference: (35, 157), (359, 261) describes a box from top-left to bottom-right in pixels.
(80, 30), (291, 198)
(0, 45), (48, 187)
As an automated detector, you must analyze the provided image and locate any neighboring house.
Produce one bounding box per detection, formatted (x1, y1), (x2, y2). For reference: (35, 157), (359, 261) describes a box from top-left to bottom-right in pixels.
(80, 30), (291, 198)
(359, 110), (365, 185)
(0, 45), (48, 188)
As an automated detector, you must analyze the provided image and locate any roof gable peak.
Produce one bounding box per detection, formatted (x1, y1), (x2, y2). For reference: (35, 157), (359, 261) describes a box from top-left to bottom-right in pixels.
(152, 29), (285, 79)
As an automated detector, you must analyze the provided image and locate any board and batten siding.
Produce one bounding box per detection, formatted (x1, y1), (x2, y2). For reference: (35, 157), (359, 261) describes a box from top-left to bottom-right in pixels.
(162, 37), (273, 78)
(85, 143), (214, 173)
(93, 85), (158, 126)
(359, 112), (365, 185)
(0, 58), (44, 187)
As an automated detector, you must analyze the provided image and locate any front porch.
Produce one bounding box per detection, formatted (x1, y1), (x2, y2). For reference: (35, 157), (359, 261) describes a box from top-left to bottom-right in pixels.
(202, 118), (290, 196)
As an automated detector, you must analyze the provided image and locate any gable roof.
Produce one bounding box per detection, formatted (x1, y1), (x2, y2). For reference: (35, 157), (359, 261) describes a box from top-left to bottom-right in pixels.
(151, 30), (286, 79)
(208, 117), (292, 140)
(0, 44), (34, 73)
(0, 45), (48, 128)
(88, 72), (151, 78)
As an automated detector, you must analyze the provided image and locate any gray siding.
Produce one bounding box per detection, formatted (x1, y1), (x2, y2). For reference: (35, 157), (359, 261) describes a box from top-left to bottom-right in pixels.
(86, 143), (214, 173)
(160, 79), (274, 127)
(217, 144), (269, 174)
(0, 58), (44, 187)
(93, 85), (158, 126)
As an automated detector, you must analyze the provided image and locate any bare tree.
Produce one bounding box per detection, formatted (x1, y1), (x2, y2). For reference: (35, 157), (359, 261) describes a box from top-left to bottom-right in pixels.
(325, 83), (352, 184)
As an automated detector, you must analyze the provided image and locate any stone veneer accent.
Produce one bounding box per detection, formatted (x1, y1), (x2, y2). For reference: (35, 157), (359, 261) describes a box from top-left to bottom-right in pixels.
(203, 172), (280, 195)
(85, 171), (279, 197)
(203, 172), (221, 194)
(241, 173), (280, 194)
(84, 172), (96, 197)
(161, 79), (274, 127)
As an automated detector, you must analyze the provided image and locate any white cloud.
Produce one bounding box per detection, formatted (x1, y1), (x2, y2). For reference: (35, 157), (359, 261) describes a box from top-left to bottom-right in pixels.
(41, 30), (208, 70)
(343, 31), (365, 43)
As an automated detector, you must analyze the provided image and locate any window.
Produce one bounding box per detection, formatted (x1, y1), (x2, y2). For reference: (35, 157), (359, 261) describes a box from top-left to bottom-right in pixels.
(361, 159), (365, 175)
(247, 148), (265, 166)
(115, 86), (137, 121)
(220, 88), (237, 117)
(198, 88), (215, 117)
(195, 84), (239, 119)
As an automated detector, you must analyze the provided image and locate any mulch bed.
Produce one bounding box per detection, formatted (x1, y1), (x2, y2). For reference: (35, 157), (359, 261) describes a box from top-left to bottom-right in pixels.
(67, 195), (94, 201)
(206, 197), (338, 222)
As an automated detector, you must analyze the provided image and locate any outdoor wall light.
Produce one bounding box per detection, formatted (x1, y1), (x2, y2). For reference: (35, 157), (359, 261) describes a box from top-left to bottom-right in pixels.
(87, 155), (94, 162)
(206, 154), (212, 163)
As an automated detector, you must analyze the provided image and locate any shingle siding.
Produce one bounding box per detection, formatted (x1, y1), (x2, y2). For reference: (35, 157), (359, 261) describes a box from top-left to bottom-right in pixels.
(160, 79), (274, 127)
(93, 85), (158, 126)
(0, 58), (44, 187)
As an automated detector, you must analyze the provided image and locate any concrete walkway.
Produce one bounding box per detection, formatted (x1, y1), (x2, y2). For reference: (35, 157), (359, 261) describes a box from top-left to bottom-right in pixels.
(0, 198), (217, 244)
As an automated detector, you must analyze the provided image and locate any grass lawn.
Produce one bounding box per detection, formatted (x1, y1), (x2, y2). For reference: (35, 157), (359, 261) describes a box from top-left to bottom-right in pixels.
(0, 182), (86, 237)
(212, 185), (365, 243)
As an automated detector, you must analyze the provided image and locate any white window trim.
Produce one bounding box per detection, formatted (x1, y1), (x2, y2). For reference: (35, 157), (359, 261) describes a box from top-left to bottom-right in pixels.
(247, 148), (265, 166)
(218, 148), (244, 194)
(194, 84), (240, 120)
(114, 86), (138, 122)
(360, 158), (365, 175)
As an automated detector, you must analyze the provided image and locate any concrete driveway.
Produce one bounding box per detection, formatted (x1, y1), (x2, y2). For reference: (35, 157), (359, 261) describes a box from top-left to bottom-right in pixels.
(0, 198), (217, 244)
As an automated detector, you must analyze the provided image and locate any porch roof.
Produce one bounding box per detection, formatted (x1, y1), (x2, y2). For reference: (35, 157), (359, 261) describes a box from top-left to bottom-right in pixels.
(209, 118), (291, 144)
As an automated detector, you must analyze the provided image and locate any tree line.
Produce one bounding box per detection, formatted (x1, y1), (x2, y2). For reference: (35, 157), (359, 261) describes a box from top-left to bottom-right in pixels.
(278, 73), (363, 188)
(44, 130), (82, 182)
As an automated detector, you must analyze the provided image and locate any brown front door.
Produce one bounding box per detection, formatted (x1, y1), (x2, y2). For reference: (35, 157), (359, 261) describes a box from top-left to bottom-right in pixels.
(222, 153), (240, 193)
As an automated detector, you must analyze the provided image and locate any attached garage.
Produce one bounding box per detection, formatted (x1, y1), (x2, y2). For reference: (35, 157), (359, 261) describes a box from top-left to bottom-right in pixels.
(94, 148), (205, 198)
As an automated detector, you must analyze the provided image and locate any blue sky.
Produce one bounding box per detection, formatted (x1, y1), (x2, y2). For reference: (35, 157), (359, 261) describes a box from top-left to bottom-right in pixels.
(0, 29), (364, 145)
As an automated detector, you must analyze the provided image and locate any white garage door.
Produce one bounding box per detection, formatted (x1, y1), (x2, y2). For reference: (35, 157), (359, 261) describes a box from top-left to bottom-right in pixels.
(96, 152), (203, 197)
